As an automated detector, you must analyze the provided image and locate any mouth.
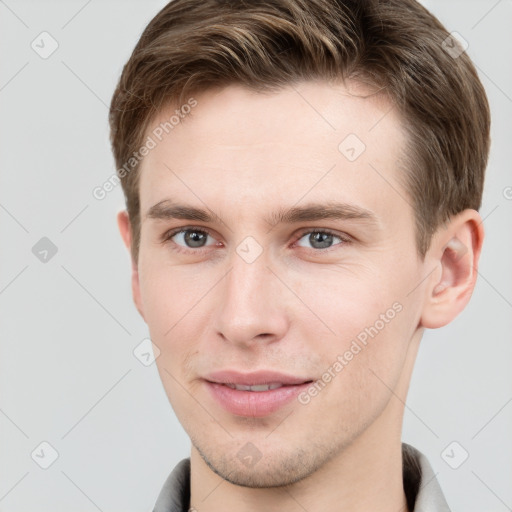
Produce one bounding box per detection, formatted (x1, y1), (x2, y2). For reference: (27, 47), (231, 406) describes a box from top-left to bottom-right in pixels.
(203, 370), (314, 417)
(222, 382), (287, 391)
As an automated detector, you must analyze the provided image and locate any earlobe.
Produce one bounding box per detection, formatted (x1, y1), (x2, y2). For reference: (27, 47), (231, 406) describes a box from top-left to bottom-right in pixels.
(116, 210), (145, 321)
(420, 210), (484, 329)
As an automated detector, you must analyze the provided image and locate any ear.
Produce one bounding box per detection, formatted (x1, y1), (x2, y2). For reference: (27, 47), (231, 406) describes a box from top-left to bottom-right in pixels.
(420, 209), (484, 329)
(117, 210), (145, 321)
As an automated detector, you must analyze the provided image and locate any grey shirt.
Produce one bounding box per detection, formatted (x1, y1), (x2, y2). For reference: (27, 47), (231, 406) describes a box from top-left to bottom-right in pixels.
(153, 443), (450, 512)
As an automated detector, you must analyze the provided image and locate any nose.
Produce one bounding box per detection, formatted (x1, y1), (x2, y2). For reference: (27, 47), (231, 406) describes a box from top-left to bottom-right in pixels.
(214, 249), (290, 348)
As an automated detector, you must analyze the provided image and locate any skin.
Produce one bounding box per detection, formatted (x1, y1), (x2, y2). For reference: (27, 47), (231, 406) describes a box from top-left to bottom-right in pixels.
(118, 81), (484, 512)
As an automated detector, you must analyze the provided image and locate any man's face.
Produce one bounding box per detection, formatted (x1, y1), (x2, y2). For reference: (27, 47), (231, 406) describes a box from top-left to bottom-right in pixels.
(133, 81), (428, 486)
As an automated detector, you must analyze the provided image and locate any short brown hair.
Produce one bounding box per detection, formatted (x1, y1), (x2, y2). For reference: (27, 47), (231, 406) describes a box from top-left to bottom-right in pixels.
(109, 0), (490, 262)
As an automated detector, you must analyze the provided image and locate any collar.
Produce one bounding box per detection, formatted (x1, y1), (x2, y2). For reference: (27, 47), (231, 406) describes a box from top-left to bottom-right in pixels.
(153, 443), (451, 512)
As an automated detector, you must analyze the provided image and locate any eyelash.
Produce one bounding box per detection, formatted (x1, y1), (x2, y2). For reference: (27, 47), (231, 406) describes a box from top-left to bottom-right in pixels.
(161, 226), (352, 255)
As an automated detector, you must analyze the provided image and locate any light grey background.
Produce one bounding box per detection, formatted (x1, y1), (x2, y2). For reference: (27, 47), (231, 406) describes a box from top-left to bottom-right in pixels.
(0, 1), (511, 510)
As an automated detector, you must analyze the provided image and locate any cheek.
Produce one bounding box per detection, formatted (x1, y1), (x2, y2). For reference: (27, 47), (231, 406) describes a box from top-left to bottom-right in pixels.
(138, 259), (208, 382)
(291, 262), (404, 338)
(137, 256), (201, 336)
(295, 266), (415, 403)
(299, 308), (412, 435)
(154, 357), (208, 432)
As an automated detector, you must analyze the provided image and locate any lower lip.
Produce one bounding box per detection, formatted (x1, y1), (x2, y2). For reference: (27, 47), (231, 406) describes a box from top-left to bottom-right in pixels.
(205, 381), (311, 417)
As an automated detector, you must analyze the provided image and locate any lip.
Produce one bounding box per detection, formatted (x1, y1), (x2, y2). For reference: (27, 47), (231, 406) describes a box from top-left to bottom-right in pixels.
(203, 370), (313, 417)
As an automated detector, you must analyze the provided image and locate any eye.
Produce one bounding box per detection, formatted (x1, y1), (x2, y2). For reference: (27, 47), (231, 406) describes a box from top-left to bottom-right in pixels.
(164, 227), (218, 250)
(295, 230), (348, 250)
(161, 226), (350, 254)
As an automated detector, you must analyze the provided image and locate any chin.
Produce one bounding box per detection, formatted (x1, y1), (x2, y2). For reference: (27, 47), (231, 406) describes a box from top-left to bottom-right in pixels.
(193, 439), (336, 488)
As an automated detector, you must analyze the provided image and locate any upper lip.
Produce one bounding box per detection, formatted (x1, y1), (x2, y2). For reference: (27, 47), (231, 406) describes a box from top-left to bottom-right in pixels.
(204, 370), (312, 386)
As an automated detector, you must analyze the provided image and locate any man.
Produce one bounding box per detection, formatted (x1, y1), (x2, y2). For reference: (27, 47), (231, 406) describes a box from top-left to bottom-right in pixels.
(109, 0), (490, 510)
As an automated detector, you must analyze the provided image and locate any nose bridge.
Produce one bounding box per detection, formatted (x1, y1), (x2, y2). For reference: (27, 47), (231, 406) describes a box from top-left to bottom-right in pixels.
(215, 245), (288, 346)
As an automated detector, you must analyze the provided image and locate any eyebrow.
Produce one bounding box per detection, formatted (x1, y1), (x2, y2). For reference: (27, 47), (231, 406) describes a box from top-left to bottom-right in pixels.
(145, 200), (378, 227)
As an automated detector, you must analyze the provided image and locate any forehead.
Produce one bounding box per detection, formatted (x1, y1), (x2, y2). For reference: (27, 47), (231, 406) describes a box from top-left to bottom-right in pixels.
(138, 81), (410, 227)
